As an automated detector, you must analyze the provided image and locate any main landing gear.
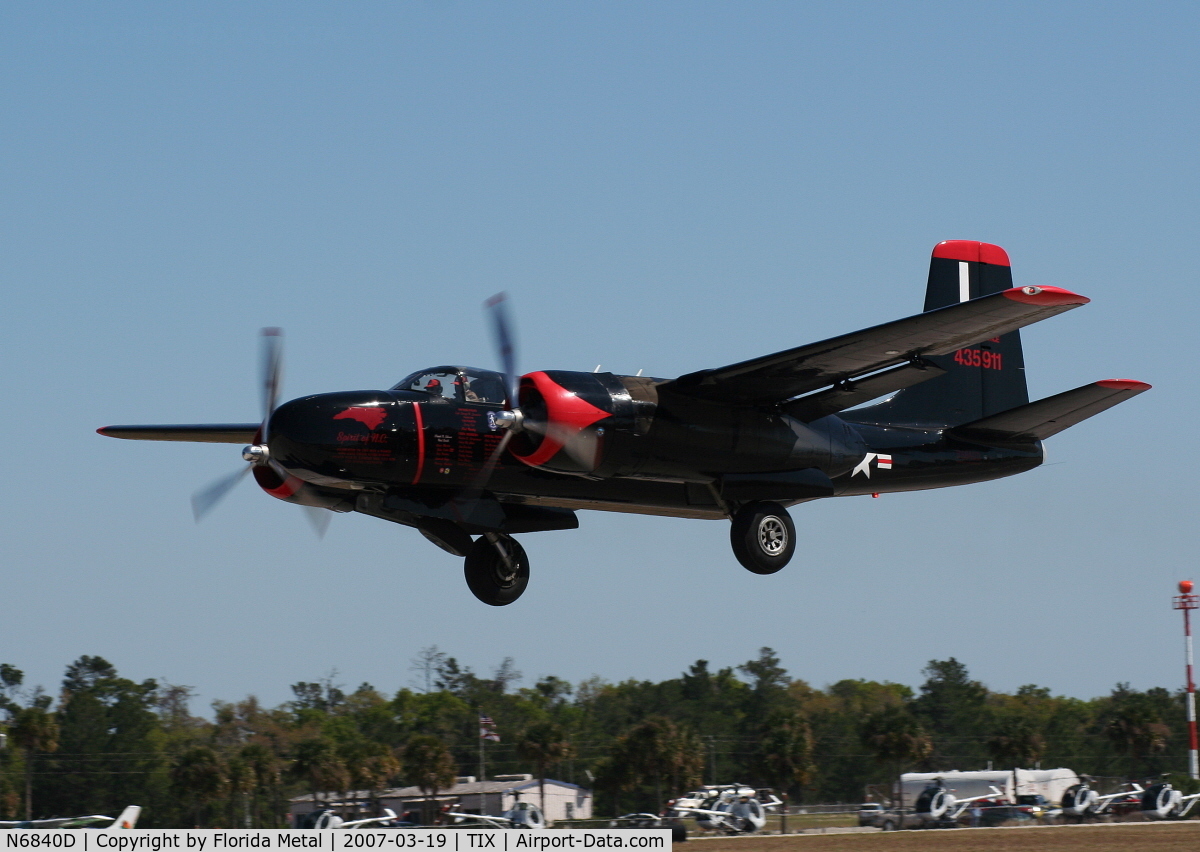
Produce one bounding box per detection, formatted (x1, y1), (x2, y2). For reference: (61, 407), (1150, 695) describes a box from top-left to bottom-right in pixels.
(464, 532), (530, 606)
(730, 501), (795, 574)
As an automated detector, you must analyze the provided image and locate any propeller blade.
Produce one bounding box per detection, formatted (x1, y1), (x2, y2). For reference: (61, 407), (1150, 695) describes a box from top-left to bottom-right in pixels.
(485, 293), (518, 410)
(191, 465), (252, 521)
(524, 419), (600, 471)
(302, 506), (332, 539)
(457, 430), (515, 508)
(260, 327), (283, 438)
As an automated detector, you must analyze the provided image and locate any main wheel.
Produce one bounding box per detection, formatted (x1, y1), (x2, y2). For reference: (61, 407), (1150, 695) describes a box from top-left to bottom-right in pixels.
(464, 534), (530, 605)
(729, 501), (796, 574)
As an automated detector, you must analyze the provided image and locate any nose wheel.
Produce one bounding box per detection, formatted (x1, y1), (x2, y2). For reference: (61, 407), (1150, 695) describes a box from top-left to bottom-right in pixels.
(464, 533), (530, 605)
(730, 501), (795, 574)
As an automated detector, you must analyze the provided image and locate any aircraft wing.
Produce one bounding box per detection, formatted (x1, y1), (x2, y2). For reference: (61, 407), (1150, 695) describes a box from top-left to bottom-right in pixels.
(662, 286), (1088, 405)
(97, 424), (259, 443)
(951, 379), (1150, 442)
(0, 815), (113, 828)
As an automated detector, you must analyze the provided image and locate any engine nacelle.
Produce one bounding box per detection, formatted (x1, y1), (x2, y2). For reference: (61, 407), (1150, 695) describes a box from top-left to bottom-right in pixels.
(509, 370), (650, 476)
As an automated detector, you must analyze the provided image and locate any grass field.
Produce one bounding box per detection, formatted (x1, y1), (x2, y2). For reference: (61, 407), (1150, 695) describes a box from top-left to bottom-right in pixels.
(688, 823), (1200, 852)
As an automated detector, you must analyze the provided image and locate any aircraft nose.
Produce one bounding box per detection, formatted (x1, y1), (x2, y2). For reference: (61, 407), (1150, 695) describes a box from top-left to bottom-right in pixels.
(266, 391), (402, 473)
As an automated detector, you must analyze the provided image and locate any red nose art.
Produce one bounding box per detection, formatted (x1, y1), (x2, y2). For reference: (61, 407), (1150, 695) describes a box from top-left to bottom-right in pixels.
(333, 406), (388, 429)
(511, 371), (609, 468)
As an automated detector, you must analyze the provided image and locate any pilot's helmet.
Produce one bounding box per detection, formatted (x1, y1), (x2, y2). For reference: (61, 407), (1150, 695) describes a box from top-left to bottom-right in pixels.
(425, 378), (442, 393)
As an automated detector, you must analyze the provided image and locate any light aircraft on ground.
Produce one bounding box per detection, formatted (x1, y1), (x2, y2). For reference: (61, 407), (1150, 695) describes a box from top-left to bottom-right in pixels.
(668, 784), (781, 833)
(447, 800), (546, 829)
(0, 806), (141, 829)
(1140, 782), (1200, 820)
(99, 241), (1149, 604)
(913, 784), (1007, 825)
(299, 808), (400, 829)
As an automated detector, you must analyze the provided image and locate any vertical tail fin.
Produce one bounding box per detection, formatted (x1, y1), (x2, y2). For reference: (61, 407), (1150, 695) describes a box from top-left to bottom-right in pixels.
(849, 241), (1029, 427)
(111, 806), (141, 828)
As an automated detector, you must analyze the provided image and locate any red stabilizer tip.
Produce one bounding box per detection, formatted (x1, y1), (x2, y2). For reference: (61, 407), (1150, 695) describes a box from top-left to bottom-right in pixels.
(1001, 286), (1089, 306)
(1097, 379), (1152, 391)
(932, 240), (1011, 267)
(97, 427), (112, 436)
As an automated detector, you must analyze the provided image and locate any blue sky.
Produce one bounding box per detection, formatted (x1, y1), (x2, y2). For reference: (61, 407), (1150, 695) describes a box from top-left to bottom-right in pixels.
(2, 2), (1196, 712)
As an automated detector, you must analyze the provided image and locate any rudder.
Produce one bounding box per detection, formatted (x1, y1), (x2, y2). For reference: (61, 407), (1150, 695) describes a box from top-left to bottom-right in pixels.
(849, 240), (1029, 427)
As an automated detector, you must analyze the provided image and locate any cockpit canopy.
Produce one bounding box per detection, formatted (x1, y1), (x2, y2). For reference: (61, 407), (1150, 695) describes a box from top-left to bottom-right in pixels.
(392, 366), (508, 405)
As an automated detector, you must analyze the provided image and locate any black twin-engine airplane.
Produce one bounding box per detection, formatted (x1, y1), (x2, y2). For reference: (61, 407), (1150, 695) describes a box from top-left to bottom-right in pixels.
(100, 241), (1149, 604)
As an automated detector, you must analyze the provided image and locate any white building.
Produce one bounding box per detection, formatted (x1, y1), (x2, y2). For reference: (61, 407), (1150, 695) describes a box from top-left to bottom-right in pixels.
(290, 775), (592, 825)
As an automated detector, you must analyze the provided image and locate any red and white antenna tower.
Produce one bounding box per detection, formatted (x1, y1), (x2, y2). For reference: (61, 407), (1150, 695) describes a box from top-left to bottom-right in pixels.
(1174, 579), (1199, 780)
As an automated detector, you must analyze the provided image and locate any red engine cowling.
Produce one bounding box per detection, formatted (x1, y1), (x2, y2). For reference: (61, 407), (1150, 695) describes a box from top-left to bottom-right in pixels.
(509, 370), (649, 476)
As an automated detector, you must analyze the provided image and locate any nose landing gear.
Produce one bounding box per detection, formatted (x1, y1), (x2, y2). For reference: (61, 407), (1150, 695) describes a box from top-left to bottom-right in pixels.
(464, 532), (530, 605)
(730, 501), (795, 574)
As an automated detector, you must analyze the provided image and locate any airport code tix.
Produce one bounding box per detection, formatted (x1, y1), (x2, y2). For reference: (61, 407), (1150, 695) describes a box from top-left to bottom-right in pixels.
(3, 833), (670, 852)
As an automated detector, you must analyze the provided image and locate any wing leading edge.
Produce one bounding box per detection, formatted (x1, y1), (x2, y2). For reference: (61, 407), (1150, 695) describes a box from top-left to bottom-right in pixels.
(661, 286), (1088, 406)
(97, 424), (259, 443)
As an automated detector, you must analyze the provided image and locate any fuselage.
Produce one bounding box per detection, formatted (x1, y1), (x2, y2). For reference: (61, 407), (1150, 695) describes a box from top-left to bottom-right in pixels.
(263, 366), (1043, 523)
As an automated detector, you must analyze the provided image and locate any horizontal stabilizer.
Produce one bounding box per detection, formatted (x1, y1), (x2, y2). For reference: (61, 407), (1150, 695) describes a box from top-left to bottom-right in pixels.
(664, 286), (1088, 405)
(782, 361), (946, 421)
(97, 424), (259, 443)
(951, 380), (1150, 442)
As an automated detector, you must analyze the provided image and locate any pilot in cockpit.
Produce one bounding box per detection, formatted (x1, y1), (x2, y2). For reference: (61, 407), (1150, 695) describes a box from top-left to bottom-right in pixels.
(424, 378), (445, 399)
(455, 375), (480, 403)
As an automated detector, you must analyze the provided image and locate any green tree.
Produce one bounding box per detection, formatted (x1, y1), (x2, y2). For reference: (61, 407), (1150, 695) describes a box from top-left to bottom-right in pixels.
(609, 716), (701, 812)
(912, 658), (988, 767)
(516, 721), (574, 816)
(860, 705), (932, 808)
(291, 738), (349, 808)
(1103, 684), (1172, 777)
(171, 746), (226, 827)
(402, 735), (456, 822)
(750, 708), (815, 795)
(10, 705), (58, 819)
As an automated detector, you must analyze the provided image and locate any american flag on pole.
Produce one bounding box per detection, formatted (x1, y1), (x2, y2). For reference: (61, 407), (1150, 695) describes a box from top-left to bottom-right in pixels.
(479, 715), (500, 742)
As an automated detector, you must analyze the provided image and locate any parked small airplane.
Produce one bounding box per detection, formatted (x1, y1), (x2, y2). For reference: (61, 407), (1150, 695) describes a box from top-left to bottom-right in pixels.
(1060, 781), (1144, 817)
(298, 808), (400, 829)
(670, 784), (781, 834)
(913, 784), (1006, 825)
(448, 800), (546, 829)
(1141, 783), (1200, 820)
(0, 806), (141, 829)
(99, 241), (1149, 604)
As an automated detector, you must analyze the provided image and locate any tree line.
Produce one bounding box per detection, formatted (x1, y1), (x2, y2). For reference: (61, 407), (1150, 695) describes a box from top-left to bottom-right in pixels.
(0, 650), (1194, 827)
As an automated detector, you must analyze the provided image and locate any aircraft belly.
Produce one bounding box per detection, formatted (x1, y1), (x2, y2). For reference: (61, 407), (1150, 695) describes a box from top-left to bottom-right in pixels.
(494, 477), (726, 520)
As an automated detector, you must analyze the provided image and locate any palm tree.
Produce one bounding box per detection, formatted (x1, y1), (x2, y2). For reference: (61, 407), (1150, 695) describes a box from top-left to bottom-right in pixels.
(9, 706), (59, 820)
(402, 735), (455, 824)
(516, 721), (574, 817)
(987, 718), (1045, 770)
(345, 741), (401, 817)
(171, 746), (226, 827)
(609, 717), (700, 813)
(860, 705), (932, 810)
(751, 708), (816, 797)
(240, 743), (280, 827)
(291, 738), (349, 812)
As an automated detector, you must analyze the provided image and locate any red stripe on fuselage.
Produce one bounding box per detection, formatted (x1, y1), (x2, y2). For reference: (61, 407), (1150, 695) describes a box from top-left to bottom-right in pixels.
(411, 402), (426, 485)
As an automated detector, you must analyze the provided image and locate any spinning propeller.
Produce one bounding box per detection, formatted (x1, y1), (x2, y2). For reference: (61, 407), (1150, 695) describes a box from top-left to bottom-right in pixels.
(461, 294), (602, 501)
(190, 328), (330, 537)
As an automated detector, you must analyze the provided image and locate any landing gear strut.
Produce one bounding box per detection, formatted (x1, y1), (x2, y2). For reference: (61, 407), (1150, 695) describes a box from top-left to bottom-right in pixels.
(729, 501), (795, 574)
(464, 533), (529, 605)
